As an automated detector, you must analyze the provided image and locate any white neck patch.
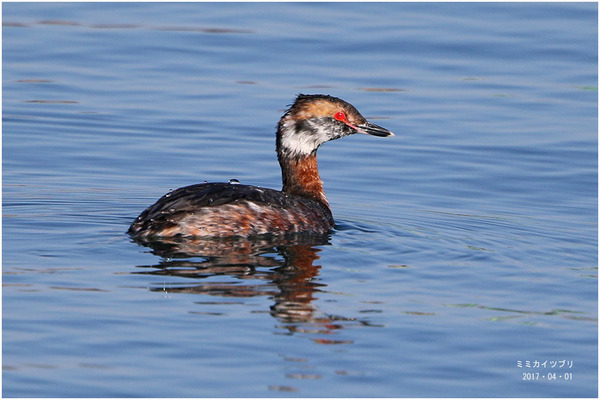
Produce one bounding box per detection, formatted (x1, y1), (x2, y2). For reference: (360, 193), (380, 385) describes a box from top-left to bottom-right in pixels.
(278, 118), (347, 158)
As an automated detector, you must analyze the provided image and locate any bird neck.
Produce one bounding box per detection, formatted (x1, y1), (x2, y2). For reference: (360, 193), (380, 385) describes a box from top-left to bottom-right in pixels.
(279, 152), (329, 208)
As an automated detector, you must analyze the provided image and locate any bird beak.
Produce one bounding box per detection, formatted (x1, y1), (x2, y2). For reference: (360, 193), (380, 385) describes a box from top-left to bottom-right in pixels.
(355, 121), (395, 137)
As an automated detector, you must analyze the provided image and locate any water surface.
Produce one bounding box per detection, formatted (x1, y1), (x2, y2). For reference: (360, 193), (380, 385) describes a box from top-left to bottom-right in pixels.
(2, 2), (597, 397)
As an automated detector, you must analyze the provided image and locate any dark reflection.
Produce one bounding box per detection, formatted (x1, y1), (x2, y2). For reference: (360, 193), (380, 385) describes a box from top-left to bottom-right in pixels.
(131, 234), (355, 330)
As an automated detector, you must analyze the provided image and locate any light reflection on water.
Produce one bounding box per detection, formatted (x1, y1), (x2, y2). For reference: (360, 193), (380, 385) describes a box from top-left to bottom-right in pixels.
(131, 234), (356, 334)
(129, 233), (386, 394)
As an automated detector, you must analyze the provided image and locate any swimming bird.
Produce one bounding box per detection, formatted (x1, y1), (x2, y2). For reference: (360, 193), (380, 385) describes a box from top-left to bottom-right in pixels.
(128, 94), (394, 239)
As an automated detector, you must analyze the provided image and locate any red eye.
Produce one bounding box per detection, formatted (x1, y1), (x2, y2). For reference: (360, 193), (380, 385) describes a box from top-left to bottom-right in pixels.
(334, 111), (346, 122)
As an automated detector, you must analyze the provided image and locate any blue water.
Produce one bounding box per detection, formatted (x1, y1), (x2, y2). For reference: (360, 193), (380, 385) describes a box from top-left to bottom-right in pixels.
(2, 2), (597, 397)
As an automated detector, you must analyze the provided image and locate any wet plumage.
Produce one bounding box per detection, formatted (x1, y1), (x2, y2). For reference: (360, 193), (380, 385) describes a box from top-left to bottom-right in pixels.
(129, 182), (333, 238)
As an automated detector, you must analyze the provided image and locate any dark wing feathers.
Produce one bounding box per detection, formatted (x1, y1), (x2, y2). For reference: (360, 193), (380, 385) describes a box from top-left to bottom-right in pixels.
(128, 182), (333, 237)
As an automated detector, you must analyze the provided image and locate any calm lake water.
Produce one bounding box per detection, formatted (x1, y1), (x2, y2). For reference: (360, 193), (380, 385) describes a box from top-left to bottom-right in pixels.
(2, 2), (597, 397)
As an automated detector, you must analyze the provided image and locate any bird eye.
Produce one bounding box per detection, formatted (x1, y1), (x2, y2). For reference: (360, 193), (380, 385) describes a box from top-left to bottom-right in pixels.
(334, 111), (346, 122)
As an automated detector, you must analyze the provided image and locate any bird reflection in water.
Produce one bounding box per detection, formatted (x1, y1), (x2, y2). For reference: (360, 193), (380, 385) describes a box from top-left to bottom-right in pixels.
(131, 234), (371, 338)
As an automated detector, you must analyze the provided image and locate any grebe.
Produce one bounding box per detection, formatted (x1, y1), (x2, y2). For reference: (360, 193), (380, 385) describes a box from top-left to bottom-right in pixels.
(128, 94), (394, 239)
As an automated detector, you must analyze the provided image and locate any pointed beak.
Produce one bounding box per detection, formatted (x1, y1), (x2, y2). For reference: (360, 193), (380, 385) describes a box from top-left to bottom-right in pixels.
(355, 121), (395, 137)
